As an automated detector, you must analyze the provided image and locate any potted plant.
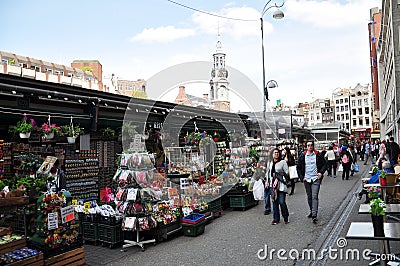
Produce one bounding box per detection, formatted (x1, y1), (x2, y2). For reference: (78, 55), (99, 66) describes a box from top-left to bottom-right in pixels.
(39, 122), (61, 140)
(379, 170), (386, 186)
(367, 185), (380, 200)
(60, 125), (83, 143)
(369, 198), (386, 236)
(100, 127), (116, 140)
(13, 114), (37, 138)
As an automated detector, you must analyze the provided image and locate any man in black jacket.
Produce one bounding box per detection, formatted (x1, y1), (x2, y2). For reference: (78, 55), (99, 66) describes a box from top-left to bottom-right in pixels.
(387, 136), (400, 167)
(297, 140), (327, 224)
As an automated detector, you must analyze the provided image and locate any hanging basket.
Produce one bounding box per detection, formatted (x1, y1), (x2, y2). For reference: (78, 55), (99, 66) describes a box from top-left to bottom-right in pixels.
(371, 214), (385, 237)
(19, 132), (31, 139)
(44, 132), (54, 139)
(67, 137), (76, 144)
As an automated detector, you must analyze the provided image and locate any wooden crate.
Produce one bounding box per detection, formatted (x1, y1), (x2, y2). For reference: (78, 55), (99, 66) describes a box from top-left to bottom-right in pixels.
(0, 237), (26, 255)
(9, 252), (44, 266)
(44, 247), (85, 266)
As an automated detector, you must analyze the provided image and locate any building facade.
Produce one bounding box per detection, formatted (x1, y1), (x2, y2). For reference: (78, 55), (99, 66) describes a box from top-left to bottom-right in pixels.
(377, 0), (400, 142)
(369, 8), (382, 139)
(349, 83), (373, 140)
(333, 87), (351, 131)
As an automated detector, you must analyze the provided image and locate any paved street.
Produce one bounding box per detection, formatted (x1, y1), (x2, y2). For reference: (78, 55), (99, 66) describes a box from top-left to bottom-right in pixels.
(84, 161), (399, 265)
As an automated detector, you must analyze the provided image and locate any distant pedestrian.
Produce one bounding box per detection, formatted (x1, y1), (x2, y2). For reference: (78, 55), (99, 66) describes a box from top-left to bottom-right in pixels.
(363, 141), (371, 165)
(282, 147), (296, 195)
(266, 148), (289, 225)
(377, 139), (387, 163)
(296, 140), (327, 224)
(348, 145), (356, 176)
(387, 136), (400, 167)
(324, 146), (337, 178)
(339, 146), (353, 180)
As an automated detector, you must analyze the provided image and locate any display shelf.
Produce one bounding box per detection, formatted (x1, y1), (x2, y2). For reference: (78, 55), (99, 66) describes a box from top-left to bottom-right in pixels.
(44, 247), (85, 266)
(0, 236), (26, 256)
(8, 251), (43, 266)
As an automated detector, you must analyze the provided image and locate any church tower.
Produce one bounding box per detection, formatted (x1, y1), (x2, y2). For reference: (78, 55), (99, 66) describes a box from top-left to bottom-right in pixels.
(210, 34), (230, 112)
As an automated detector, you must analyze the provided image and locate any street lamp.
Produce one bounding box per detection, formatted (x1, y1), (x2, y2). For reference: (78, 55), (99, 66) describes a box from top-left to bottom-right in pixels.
(261, 0), (285, 121)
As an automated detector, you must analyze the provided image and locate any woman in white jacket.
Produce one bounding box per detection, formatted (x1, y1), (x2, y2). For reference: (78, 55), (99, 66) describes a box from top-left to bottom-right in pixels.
(266, 148), (290, 225)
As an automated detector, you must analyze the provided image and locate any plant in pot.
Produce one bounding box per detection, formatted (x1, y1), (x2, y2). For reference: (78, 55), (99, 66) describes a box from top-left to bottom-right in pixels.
(369, 197), (386, 236)
(60, 125), (83, 143)
(13, 114), (37, 138)
(379, 170), (386, 186)
(100, 127), (116, 140)
(39, 122), (61, 140)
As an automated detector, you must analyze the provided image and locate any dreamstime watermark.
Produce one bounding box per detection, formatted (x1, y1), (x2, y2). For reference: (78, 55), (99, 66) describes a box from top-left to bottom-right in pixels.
(257, 238), (397, 261)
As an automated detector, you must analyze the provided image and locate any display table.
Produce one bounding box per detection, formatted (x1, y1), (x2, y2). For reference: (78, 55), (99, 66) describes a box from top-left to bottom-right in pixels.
(359, 204), (400, 214)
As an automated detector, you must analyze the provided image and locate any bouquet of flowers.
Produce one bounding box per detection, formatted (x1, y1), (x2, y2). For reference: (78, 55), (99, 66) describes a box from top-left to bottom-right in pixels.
(369, 198), (386, 216)
(367, 186), (380, 199)
(184, 131), (208, 146)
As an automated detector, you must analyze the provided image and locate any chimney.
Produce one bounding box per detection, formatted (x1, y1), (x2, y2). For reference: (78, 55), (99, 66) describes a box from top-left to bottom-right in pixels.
(203, 94), (208, 100)
(179, 86), (185, 94)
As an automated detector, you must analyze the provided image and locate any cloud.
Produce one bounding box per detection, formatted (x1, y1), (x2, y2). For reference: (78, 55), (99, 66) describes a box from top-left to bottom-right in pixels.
(285, 0), (380, 29)
(192, 6), (267, 39)
(130, 26), (195, 43)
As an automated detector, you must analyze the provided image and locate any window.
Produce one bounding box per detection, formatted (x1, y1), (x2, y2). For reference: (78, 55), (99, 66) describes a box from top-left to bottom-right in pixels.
(341, 114), (344, 120)
(352, 100), (356, 107)
(55, 70), (64, 76)
(68, 72), (74, 77)
(366, 117), (370, 126)
(126, 86), (133, 90)
(345, 106), (348, 111)
(358, 99), (362, 106)
(30, 65), (40, 71)
(19, 63), (27, 68)
(337, 115), (340, 120)
(317, 115), (320, 120)
(365, 107), (369, 114)
(345, 98), (348, 103)
(358, 108), (362, 115)
(346, 114), (349, 120)
(340, 99), (343, 104)
(117, 85), (122, 90)
(336, 100), (339, 104)
(364, 98), (368, 105)
(341, 106), (344, 111)
(352, 109), (356, 115)
(336, 106), (339, 112)
(359, 118), (363, 126)
(45, 68), (53, 74)
(1, 59), (8, 64)
(353, 119), (357, 126)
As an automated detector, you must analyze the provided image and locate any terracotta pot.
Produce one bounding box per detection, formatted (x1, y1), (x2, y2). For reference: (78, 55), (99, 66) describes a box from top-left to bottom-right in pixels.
(371, 214), (385, 237)
(19, 132), (31, 138)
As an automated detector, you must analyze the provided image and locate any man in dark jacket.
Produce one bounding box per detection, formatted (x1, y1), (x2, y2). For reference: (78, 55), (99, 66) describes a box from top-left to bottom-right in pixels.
(387, 136), (400, 167)
(297, 140), (327, 223)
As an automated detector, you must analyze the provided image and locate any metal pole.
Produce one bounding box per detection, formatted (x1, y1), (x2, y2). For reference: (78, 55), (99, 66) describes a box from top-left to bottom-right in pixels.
(261, 17), (266, 122)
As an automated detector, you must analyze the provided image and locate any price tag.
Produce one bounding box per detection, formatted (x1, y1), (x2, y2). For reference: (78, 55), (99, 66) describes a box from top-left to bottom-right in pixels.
(60, 205), (75, 223)
(84, 202), (91, 214)
(48, 212), (58, 230)
(72, 200), (78, 207)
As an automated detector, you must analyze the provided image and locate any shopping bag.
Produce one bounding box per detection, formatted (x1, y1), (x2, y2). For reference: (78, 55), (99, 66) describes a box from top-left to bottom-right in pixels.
(353, 163), (359, 172)
(350, 163), (354, 171)
(289, 166), (298, 179)
(338, 164), (343, 172)
(252, 179), (264, 200)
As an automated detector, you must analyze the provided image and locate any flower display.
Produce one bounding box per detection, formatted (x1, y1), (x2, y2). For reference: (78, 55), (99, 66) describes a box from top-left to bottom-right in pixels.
(184, 131), (208, 146)
(39, 122), (61, 136)
(13, 114), (37, 134)
(60, 124), (83, 138)
(367, 186), (380, 199)
(369, 198), (386, 216)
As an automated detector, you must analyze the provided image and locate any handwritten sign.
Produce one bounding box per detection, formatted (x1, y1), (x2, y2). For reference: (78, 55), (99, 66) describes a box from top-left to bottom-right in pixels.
(60, 205), (75, 223)
(48, 212), (58, 230)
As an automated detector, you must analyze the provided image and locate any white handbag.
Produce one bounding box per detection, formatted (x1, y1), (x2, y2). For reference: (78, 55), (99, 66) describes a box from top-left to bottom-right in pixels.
(252, 179), (264, 200)
(289, 166), (298, 179)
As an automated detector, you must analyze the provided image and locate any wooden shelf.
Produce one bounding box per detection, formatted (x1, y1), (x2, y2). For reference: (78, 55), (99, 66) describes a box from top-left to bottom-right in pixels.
(0, 196), (29, 207)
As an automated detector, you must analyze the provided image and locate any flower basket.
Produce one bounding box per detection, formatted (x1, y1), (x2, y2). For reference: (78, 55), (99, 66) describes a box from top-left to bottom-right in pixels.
(45, 132), (54, 140)
(67, 137), (76, 144)
(19, 132), (31, 139)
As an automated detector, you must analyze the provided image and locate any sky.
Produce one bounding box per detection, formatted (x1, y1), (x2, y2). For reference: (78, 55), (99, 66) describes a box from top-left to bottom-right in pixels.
(0, 0), (381, 112)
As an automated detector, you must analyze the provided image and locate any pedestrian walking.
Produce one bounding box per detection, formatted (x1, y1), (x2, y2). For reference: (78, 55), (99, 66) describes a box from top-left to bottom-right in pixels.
(296, 140), (327, 224)
(377, 139), (387, 163)
(363, 141), (371, 165)
(348, 145), (356, 176)
(266, 148), (289, 225)
(324, 146), (337, 178)
(282, 147), (296, 195)
(339, 146), (352, 180)
(387, 136), (400, 167)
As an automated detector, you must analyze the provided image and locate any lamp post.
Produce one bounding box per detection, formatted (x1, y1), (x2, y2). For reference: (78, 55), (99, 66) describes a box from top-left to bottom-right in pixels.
(261, 0), (285, 121)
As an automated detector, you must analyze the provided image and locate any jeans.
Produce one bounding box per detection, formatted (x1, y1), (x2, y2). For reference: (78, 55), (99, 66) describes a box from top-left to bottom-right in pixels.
(327, 160), (337, 176)
(304, 179), (321, 218)
(341, 162), (351, 180)
(272, 191), (289, 222)
(263, 180), (271, 211)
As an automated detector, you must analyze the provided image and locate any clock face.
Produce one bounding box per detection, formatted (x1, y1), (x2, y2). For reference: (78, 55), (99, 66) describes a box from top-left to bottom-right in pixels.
(217, 87), (226, 99)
